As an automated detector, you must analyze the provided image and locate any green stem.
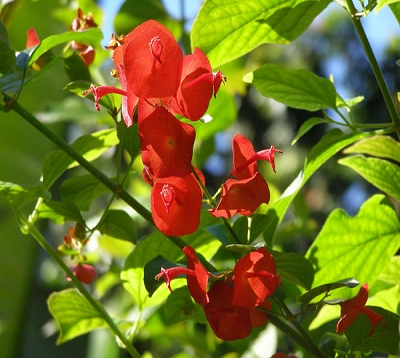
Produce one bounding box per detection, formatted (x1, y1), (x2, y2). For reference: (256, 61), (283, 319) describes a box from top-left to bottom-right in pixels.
(17, 212), (141, 358)
(345, 1), (400, 137)
(3, 93), (153, 224)
(273, 295), (327, 358)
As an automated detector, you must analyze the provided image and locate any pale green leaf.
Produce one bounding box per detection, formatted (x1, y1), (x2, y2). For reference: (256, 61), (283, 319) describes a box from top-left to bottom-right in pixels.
(244, 63), (338, 111)
(192, 0), (331, 68)
(28, 28), (103, 66)
(376, 0), (400, 12)
(292, 117), (326, 145)
(343, 135), (400, 163)
(42, 128), (119, 190)
(0, 181), (46, 209)
(305, 195), (400, 299)
(47, 288), (108, 344)
(339, 155), (400, 201)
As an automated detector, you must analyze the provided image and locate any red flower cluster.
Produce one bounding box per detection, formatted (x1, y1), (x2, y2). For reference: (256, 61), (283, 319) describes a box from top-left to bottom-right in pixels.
(336, 283), (384, 336)
(85, 20), (226, 236)
(156, 246), (281, 340)
(210, 134), (282, 218)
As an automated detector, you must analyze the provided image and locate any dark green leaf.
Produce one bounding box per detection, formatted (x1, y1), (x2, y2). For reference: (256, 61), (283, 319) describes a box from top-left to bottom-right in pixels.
(305, 195), (400, 300)
(42, 128), (119, 190)
(37, 200), (84, 224)
(192, 0), (331, 68)
(0, 181), (46, 209)
(116, 122), (140, 159)
(144, 255), (181, 297)
(28, 28), (103, 66)
(63, 53), (91, 82)
(273, 251), (314, 290)
(339, 155), (400, 201)
(345, 306), (400, 354)
(232, 214), (275, 244)
(47, 289), (107, 344)
(60, 174), (109, 211)
(98, 209), (137, 244)
(0, 21), (15, 75)
(298, 278), (359, 304)
(292, 117), (327, 145)
(244, 64), (338, 111)
(390, 1), (400, 24)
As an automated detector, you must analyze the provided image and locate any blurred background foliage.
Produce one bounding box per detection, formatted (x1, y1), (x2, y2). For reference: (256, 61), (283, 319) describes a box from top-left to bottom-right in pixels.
(0, 0), (399, 357)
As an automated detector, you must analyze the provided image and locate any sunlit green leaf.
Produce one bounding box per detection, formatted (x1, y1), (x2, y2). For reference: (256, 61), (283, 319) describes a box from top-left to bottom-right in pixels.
(264, 129), (372, 245)
(192, 0), (331, 68)
(37, 200), (84, 224)
(343, 135), (400, 163)
(42, 128), (119, 190)
(28, 28), (103, 66)
(376, 0), (400, 12)
(244, 64), (338, 111)
(305, 195), (400, 299)
(273, 251), (314, 289)
(98, 209), (137, 244)
(339, 155), (400, 201)
(291, 117), (326, 145)
(47, 288), (108, 344)
(0, 181), (46, 209)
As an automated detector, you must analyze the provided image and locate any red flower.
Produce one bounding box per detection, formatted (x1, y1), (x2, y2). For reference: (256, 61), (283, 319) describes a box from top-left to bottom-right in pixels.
(210, 135), (281, 218)
(123, 20), (183, 99)
(231, 247), (280, 308)
(67, 263), (97, 284)
(171, 48), (226, 121)
(139, 105), (195, 178)
(26, 28), (40, 49)
(204, 280), (270, 340)
(210, 173), (270, 218)
(156, 246), (210, 306)
(336, 283), (384, 336)
(150, 170), (204, 236)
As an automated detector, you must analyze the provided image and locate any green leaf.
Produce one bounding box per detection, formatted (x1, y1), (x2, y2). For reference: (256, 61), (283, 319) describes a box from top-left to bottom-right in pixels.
(273, 251), (314, 289)
(292, 117), (326, 145)
(60, 174), (109, 211)
(47, 288), (108, 345)
(0, 21), (15, 75)
(144, 255), (181, 297)
(42, 128), (119, 190)
(244, 64), (338, 111)
(376, 0), (400, 12)
(63, 53), (91, 82)
(192, 0), (331, 68)
(390, 1), (400, 24)
(37, 200), (84, 224)
(0, 181), (46, 209)
(264, 129), (372, 245)
(305, 195), (400, 299)
(339, 155), (400, 201)
(98, 209), (137, 244)
(345, 306), (400, 354)
(232, 214), (275, 244)
(298, 278), (359, 304)
(28, 28), (103, 66)
(343, 135), (400, 163)
(64, 81), (118, 114)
